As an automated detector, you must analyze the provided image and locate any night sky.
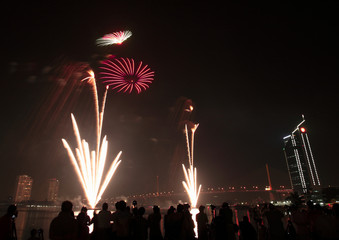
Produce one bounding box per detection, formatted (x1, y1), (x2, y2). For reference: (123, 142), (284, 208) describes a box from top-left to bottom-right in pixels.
(1, 1), (338, 201)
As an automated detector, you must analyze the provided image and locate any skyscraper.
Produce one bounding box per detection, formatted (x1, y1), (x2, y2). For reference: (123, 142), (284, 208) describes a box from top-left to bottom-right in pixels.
(47, 178), (59, 202)
(14, 175), (33, 202)
(283, 116), (321, 194)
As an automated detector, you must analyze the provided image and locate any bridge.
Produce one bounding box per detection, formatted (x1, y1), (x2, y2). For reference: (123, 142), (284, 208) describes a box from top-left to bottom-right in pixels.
(100, 186), (293, 208)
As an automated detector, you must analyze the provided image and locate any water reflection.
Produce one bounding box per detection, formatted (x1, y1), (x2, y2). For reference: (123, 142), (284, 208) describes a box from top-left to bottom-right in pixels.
(10, 208), (59, 240)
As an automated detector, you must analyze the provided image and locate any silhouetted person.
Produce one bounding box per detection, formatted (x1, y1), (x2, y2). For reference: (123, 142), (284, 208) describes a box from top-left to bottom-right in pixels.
(172, 204), (184, 240)
(257, 219), (268, 240)
(263, 204), (284, 240)
(181, 204), (195, 240)
(111, 200), (131, 240)
(49, 200), (78, 240)
(221, 202), (233, 225)
(37, 229), (44, 240)
(239, 216), (257, 240)
(196, 205), (208, 240)
(130, 207), (138, 239)
(306, 201), (321, 239)
(27, 229), (40, 240)
(148, 205), (163, 240)
(220, 202), (236, 240)
(90, 211), (98, 240)
(313, 205), (339, 240)
(332, 203), (339, 239)
(290, 205), (309, 240)
(133, 207), (148, 240)
(213, 208), (228, 240)
(96, 203), (112, 240)
(0, 204), (18, 240)
(284, 219), (296, 240)
(164, 206), (176, 240)
(77, 207), (91, 240)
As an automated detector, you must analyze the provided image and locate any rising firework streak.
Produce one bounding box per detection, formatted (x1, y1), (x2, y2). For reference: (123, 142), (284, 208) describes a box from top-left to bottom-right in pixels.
(182, 123), (201, 208)
(62, 70), (122, 208)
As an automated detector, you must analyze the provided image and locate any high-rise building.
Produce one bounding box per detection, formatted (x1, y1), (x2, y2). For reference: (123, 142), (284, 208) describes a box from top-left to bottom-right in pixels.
(14, 175), (33, 202)
(283, 116), (321, 194)
(47, 178), (59, 202)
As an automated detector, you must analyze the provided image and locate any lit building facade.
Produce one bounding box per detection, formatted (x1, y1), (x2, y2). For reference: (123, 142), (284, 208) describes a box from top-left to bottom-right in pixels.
(14, 175), (33, 202)
(47, 178), (59, 202)
(283, 116), (321, 194)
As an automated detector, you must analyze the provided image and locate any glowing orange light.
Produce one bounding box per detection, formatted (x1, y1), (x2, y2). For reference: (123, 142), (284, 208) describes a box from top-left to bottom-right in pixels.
(300, 127), (306, 133)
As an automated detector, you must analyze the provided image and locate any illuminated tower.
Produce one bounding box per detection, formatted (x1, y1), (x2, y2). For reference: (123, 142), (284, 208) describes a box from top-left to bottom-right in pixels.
(283, 116), (321, 194)
(14, 175), (33, 202)
(47, 178), (59, 202)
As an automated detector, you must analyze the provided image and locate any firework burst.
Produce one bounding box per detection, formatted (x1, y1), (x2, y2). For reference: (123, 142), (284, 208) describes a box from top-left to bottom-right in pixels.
(96, 30), (132, 46)
(100, 57), (154, 94)
(182, 123), (201, 208)
(62, 70), (122, 208)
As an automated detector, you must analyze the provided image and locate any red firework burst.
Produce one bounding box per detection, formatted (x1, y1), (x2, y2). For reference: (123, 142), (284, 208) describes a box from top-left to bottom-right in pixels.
(100, 58), (154, 94)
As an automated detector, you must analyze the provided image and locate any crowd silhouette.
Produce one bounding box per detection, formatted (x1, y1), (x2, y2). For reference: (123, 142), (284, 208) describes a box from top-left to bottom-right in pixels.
(0, 200), (339, 240)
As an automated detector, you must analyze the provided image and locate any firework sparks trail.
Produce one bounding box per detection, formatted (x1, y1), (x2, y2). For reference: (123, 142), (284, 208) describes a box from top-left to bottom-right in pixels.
(182, 123), (201, 208)
(100, 57), (154, 94)
(62, 71), (122, 208)
(96, 30), (132, 46)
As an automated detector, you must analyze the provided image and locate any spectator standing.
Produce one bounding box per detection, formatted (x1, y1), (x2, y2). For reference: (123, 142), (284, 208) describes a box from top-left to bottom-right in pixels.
(148, 206), (163, 240)
(239, 216), (257, 240)
(0, 205), (18, 240)
(164, 206), (176, 240)
(133, 207), (148, 240)
(196, 205), (208, 240)
(96, 203), (112, 240)
(263, 204), (284, 240)
(111, 201), (131, 240)
(77, 206), (91, 240)
(49, 200), (78, 240)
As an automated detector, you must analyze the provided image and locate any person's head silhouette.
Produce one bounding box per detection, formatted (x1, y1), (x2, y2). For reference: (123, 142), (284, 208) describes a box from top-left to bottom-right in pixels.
(138, 207), (145, 216)
(153, 205), (160, 214)
(81, 206), (87, 213)
(102, 202), (108, 211)
(61, 201), (73, 212)
(199, 205), (205, 213)
(7, 204), (17, 217)
(242, 216), (249, 223)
